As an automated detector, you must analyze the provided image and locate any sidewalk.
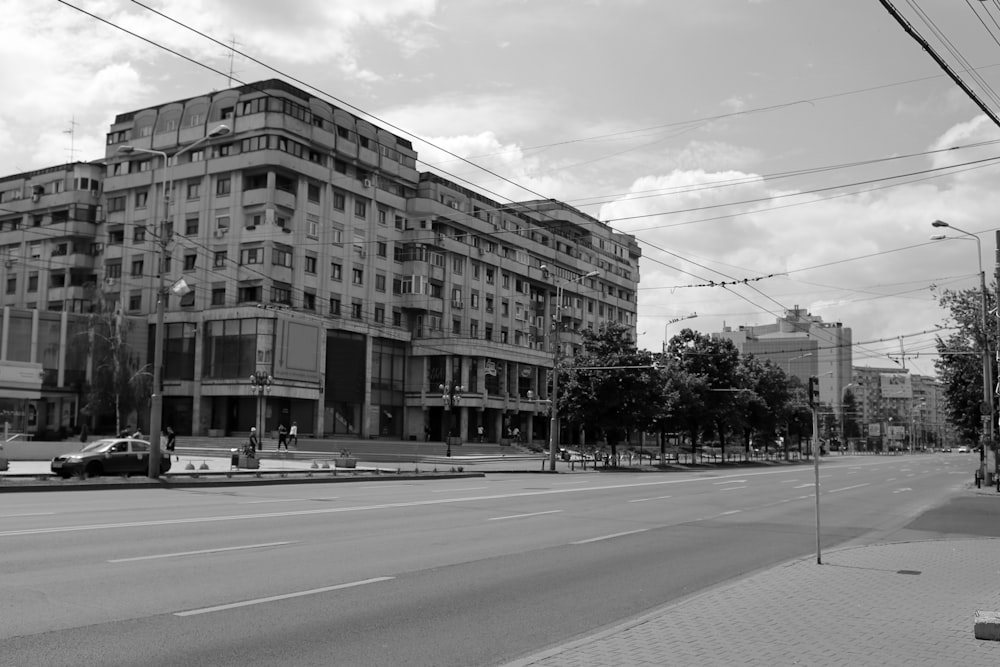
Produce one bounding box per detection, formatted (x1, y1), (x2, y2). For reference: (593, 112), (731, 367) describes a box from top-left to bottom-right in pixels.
(507, 536), (1000, 666)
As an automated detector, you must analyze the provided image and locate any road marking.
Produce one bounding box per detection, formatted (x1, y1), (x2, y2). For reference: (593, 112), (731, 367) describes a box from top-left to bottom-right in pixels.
(780, 479), (798, 484)
(572, 529), (648, 545)
(886, 478), (896, 482)
(488, 510), (563, 521)
(109, 541), (297, 563)
(718, 510), (741, 516)
(721, 486), (747, 492)
(0, 511), (56, 518)
(174, 577), (394, 616)
(794, 483), (812, 489)
(628, 495), (672, 503)
(432, 486), (488, 493)
(893, 487), (912, 494)
(243, 498), (308, 504)
(826, 483), (870, 494)
(713, 479), (746, 485)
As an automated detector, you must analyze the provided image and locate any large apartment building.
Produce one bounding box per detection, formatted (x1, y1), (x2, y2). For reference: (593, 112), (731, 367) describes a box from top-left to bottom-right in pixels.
(0, 79), (641, 442)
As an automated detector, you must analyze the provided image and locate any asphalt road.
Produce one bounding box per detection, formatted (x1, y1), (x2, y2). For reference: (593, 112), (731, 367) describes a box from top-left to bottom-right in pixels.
(0, 453), (978, 666)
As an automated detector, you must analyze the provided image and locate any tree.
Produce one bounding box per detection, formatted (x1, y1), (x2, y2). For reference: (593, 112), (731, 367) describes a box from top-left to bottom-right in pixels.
(933, 285), (997, 445)
(559, 322), (665, 463)
(78, 295), (152, 435)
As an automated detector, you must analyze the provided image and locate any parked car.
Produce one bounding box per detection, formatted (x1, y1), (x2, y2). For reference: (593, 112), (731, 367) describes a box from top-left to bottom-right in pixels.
(957, 445), (970, 453)
(50, 438), (171, 478)
(941, 447), (952, 453)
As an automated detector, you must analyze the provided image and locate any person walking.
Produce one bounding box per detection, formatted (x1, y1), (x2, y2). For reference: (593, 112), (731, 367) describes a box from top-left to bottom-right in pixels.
(476, 424), (484, 443)
(165, 426), (177, 459)
(288, 421), (298, 448)
(248, 427), (259, 453)
(277, 423), (288, 450)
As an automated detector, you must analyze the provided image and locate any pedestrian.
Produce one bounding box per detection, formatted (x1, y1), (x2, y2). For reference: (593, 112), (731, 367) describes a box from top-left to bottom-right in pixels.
(424, 425), (431, 442)
(477, 424), (484, 443)
(120, 424), (132, 438)
(289, 421), (298, 448)
(512, 426), (520, 444)
(79, 422), (89, 443)
(165, 426), (176, 452)
(248, 427), (259, 453)
(277, 423), (288, 450)
(132, 427), (143, 439)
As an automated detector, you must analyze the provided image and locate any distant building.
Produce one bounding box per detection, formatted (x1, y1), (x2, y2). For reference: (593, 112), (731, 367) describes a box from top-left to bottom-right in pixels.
(716, 306), (852, 409)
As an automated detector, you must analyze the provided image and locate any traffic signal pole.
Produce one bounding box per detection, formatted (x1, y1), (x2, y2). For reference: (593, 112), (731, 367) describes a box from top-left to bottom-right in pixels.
(809, 375), (822, 564)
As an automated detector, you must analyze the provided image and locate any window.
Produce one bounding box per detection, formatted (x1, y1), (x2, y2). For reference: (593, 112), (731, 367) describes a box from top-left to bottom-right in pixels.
(470, 320), (479, 338)
(28, 272), (38, 292)
(240, 247), (263, 265)
(108, 196), (126, 213)
(375, 273), (386, 292)
(216, 177), (231, 196)
(238, 285), (261, 303)
(271, 285), (291, 305)
(472, 262), (480, 280)
(303, 292), (316, 310)
(211, 288), (226, 305)
(213, 251), (227, 268)
(470, 291), (479, 308)
(485, 268), (495, 284)
(304, 255), (317, 274)
(184, 254), (196, 271)
(330, 297), (341, 316)
(307, 183), (320, 203)
(185, 217), (199, 235)
(189, 149), (204, 163)
(352, 267), (363, 285)
(374, 305), (385, 323)
(486, 296), (494, 313)
(331, 262), (342, 281)
(186, 181), (201, 200)
(180, 288), (195, 307)
(452, 319), (461, 334)
(484, 325), (493, 341)
(330, 226), (344, 246)
(129, 293), (142, 310)
(133, 226), (146, 242)
(376, 240), (387, 258)
(333, 192), (346, 211)
(272, 245), (293, 268)
(392, 309), (402, 326)
(351, 300), (362, 319)
(216, 215), (230, 232)
(5, 275), (14, 294)
(354, 200), (366, 218)
(378, 208), (387, 225)
(131, 258), (144, 276)
(502, 273), (510, 289)
(307, 213), (319, 238)
(135, 191), (148, 208)
(106, 263), (121, 279)
(452, 256), (464, 275)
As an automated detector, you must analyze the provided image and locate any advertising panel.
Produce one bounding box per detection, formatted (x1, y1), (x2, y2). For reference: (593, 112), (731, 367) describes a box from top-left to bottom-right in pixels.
(880, 373), (912, 399)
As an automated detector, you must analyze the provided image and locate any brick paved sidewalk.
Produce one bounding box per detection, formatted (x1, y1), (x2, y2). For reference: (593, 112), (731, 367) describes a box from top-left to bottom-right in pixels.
(507, 538), (1000, 666)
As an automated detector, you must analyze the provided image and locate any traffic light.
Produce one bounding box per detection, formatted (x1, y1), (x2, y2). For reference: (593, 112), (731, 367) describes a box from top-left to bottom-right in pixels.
(808, 376), (820, 408)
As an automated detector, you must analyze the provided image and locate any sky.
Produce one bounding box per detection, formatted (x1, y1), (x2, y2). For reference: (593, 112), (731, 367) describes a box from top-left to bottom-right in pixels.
(4, 0), (1000, 378)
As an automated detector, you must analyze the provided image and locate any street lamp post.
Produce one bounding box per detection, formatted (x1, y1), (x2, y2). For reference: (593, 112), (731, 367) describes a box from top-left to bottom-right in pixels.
(249, 370), (272, 449)
(440, 383), (465, 457)
(117, 125), (230, 477)
(931, 220), (992, 482)
(543, 268), (600, 471)
(662, 313), (697, 353)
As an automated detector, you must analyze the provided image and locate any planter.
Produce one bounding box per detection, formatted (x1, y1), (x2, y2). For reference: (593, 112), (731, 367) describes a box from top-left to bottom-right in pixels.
(336, 457), (357, 469)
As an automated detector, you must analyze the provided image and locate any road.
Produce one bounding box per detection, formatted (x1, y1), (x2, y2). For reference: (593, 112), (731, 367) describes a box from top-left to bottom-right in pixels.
(0, 454), (976, 666)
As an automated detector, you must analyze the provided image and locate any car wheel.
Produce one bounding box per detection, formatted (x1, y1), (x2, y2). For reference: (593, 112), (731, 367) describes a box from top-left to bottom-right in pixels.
(84, 461), (103, 478)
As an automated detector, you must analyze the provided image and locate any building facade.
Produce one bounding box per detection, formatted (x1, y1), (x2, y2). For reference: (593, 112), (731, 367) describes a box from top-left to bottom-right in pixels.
(0, 79), (641, 441)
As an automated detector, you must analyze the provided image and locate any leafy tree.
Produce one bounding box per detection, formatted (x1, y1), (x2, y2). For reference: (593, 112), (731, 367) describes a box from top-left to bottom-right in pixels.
(733, 355), (791, 454)
(559, 322), (665, 463)
(933, 285), (997, 444)
(78, 295), (152, 435)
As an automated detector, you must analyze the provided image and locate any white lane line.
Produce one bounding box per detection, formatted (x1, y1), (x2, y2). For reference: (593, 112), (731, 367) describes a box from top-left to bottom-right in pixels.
(109, 541), (297, 563)
(175, 577), (394, 617)
(721, 486), (746, 492)
(893, 488), (912, 494)
(243, 498), (306, 504)
(628, 495), (672, 503)
(826, 483), (870, 494)
(714, 480), (747, 485)
(780, 479), (798, 484)
(488, 510), (563, 521)
(886, 478), (896, 482)
(432, 486), (488, 493)
(572, 529), (648, 545)
(0, 511), (56, 518)
(793, 483), (812, 489)
(718, 510), (741, 516)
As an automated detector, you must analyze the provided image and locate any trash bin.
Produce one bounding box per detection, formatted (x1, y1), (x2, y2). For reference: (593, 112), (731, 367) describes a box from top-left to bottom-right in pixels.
(230, 448), (239, 469)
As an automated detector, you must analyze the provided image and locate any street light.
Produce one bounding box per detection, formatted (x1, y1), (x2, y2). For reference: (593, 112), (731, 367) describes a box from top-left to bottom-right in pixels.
(931, 220), (992, 482)
(116, 124), (230, 477)
(440, 383), (465, 456)
(662, 313), (697, 353)
(786, 352), (812, 376)
(543, 268), (600, 471)
(249, 370), (272, 449)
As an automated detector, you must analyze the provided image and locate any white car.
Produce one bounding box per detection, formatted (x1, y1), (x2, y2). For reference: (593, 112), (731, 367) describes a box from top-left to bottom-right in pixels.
(957, 446), (970, 453)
